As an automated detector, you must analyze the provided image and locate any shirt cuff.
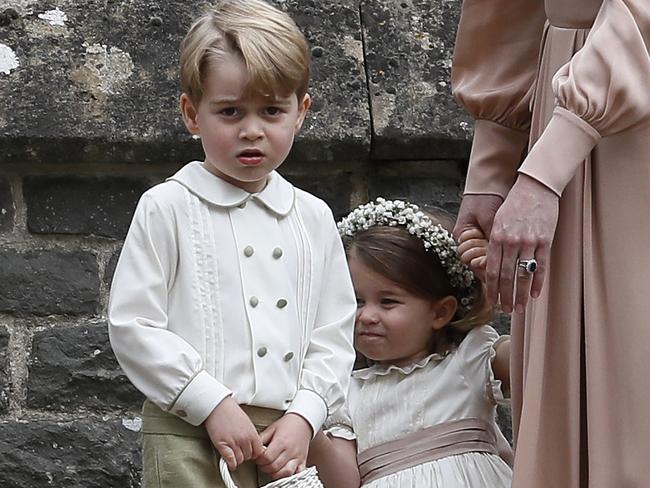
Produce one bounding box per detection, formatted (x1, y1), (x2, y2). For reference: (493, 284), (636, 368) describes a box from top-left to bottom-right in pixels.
(518, 107), (601, 196)
(170, 370), (232, 426)
(464, 119), (530, 199)
(285, 389), (328, 438)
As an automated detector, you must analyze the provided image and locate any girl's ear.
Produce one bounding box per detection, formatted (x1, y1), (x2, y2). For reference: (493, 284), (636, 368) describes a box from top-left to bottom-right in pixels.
(180, 93), (200, 135)
(431, 296), (458, 330)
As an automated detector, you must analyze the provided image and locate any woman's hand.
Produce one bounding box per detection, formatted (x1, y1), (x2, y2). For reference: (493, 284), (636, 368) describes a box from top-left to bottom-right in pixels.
(453, 194), (504, 243)
(486, 174), (559, 313)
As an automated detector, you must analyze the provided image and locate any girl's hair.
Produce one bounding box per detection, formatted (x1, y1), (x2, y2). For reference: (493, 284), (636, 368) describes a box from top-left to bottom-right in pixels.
(179, 0), (310, 104)
(345, 206), (492, 356)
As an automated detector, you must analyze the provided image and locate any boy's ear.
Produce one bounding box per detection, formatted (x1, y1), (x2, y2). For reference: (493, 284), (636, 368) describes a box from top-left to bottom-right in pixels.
(431, 296), (458, 330)
(180, 93), (200, 135)
(294, 93), (312, 132)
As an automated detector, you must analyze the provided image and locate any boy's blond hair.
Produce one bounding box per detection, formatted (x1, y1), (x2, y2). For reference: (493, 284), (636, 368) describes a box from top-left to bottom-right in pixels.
(180, 0), (311, 103)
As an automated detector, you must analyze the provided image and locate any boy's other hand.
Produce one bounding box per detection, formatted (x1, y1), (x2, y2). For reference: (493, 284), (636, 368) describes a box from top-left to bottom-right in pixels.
(204, 396), (265, 471)
(256, 413), (312, 480)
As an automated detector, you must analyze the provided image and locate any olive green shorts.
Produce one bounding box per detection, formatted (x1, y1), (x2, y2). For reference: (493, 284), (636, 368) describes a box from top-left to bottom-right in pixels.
(141, 400), (283, 488)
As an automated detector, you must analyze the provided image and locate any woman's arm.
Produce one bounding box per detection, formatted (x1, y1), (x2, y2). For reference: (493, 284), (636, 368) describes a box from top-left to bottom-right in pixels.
(486, 0), (650, 313)
(307, 432), (360, 488)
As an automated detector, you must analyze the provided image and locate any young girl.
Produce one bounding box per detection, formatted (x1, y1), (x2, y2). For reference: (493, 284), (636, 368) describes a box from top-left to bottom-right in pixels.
(307, 198), (512, 488)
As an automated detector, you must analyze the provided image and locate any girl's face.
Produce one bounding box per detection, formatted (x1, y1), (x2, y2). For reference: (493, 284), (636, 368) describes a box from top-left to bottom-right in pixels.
(349, 252), (451, 367)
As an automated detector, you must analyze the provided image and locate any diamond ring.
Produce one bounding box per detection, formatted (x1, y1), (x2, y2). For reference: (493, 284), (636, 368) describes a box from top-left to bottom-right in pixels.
(518, 258), (537, 274)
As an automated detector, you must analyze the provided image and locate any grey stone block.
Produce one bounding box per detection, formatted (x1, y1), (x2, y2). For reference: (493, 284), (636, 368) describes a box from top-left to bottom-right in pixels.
(491, 313), (511, 336)
(286, 172), (353, 219)
(361, 0), (473, 160)
(104, 248), (121, 287)
(0, 249), (100, 316)
(0, 0), (369, 165)
(24, 176), (149, 238)
(27, 323), (143, 411)
(369, 164), (464, 215)
(0, 178), (14, 233)
(0, 417), (142, 488)
(497, 405), (513, 445)
(0, 326), (9, 413)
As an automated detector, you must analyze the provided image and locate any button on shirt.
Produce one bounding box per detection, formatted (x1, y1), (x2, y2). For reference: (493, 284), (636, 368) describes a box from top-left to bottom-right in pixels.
(108, 162), (356, 433)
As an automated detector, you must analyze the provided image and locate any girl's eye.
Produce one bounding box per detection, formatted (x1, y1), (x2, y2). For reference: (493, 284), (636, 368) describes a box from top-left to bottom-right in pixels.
(355, 298), (365, 308)
(381, 298), (399, 305)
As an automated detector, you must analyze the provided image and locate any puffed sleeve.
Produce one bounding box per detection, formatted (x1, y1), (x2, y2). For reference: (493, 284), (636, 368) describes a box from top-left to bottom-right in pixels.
(451, 0), (547, 199)
(323, 402), (356, 441)
(285, 207), (357, 435)
(108, 192), (231, 426)
(519, 0), (650, 195)
(459, 325), (510, 406)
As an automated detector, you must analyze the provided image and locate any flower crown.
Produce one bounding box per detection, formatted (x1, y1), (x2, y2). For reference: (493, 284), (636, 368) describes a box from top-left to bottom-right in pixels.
(337, 198), (478, 313)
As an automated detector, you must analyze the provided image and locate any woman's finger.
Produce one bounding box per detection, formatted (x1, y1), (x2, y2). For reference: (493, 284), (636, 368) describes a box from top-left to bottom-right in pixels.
(497, 238), (518, 314)
(485, 235), (503, 306)
(531, 241), (549, 299)
(514, 244), (536, 312)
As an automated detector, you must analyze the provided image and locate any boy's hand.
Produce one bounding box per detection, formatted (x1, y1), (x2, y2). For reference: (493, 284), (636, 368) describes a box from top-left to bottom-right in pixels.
(204, 396), (265, 471)
(457, 227), (488, 282)
(256, 413), (312, 480)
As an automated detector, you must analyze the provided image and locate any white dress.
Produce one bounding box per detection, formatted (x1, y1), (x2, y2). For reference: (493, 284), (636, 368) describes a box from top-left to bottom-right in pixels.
(327, 325), (512, 487)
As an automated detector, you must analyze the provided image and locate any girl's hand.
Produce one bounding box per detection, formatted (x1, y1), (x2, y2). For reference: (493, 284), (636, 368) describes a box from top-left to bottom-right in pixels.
(486, 174), (559, 313)
(204, 396), (265, 471)
(256, 413), (312, 480)
(457, 228), (488, 281)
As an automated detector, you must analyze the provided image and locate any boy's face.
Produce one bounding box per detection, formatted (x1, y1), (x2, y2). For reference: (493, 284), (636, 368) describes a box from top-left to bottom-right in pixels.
(180, 54), (310, 193)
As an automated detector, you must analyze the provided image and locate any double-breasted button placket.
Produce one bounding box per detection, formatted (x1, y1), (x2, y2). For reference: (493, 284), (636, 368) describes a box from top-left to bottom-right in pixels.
(231, 199), (302, 407)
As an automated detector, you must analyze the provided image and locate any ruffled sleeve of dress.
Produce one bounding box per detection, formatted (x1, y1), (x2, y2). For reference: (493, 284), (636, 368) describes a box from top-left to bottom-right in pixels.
(322, 396), (356, 441)
(459, 325), (510, 406)
(451, 0), (547, 199)
(518, 0), (650, 195)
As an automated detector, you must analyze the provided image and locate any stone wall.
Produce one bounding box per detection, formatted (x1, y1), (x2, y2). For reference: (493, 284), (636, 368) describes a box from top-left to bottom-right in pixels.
(0, 1), (509, 486)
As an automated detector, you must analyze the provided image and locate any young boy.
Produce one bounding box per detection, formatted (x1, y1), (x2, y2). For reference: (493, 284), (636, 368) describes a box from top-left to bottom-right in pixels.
(108, 1), (357, 486)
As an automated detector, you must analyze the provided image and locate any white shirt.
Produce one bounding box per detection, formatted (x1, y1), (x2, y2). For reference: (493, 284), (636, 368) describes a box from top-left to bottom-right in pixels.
(108, 161), (356, 433)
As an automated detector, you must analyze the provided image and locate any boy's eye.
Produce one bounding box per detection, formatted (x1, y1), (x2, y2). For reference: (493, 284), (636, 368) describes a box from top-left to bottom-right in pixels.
(265, 106), (282, 116)
(355, 298), (365, 307)
(381, 298), (399, 305)
(220, 107), (239, 117)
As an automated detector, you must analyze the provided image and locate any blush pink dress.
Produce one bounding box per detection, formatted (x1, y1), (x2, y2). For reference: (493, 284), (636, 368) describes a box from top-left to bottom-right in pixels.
(452, 1), (650, 486)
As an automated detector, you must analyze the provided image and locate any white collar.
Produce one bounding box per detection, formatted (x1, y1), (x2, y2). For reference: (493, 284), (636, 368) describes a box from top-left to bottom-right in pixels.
(168, 161), (295, 217)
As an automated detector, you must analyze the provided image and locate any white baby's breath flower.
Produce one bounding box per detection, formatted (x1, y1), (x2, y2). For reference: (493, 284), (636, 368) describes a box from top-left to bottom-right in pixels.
(338, 198), (477, 314)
